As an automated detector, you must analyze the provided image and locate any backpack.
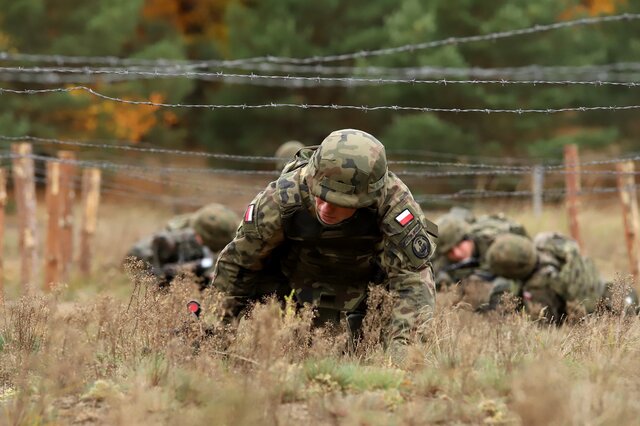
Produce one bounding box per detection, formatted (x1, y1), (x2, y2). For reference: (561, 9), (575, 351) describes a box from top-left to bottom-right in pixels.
(280, 145), (318, 174)
(469, 213), (528, 258)
(533, 232), (604, 311)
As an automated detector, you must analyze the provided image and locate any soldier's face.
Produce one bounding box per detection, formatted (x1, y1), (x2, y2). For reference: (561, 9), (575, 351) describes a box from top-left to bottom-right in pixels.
(315, 197), (357, 225)
(447, 239), (475, 262)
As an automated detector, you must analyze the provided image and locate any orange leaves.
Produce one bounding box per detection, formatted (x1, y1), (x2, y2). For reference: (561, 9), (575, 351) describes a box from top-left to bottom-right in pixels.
(562, 0), (627, 18)
(111, 93), (163, 142)
(65, 90), (168, 142)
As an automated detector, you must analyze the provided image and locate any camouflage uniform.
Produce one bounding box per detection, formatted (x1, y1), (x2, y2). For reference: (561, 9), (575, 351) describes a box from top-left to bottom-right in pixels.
(212, 129), (438, 344)
(125, 203), (240, 285)
(484, 232), (633, 322)
(433, 213), (528, 292)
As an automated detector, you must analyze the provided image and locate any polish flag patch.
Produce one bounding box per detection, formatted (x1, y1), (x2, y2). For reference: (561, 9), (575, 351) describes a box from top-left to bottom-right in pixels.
(395, 209), (414, 227)
(244, 204), (255, 222)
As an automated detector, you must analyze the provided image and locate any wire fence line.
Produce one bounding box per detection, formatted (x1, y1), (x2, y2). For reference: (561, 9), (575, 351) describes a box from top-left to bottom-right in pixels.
(0, 134), (561, 166)
(2, 85), (640, 114)
(3, 59), (639, 82)
(2, 66), (640, 88)
(7, 150), (640, 206)
(1, 13), (637, 68)
(5, 145), (640, 176)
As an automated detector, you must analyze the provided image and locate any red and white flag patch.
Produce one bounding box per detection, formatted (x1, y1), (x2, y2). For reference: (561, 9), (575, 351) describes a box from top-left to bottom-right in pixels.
(244, 204), (255, 222)
(395, 209), (414, 227)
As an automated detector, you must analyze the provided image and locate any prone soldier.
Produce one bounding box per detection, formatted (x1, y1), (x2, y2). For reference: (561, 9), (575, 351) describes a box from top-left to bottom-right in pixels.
(125, 203), (240, 287)
(484, 232), (639, 322)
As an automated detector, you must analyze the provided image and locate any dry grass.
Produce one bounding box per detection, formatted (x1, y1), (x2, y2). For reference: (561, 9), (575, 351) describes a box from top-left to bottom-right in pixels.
(1, 199), (640, 425)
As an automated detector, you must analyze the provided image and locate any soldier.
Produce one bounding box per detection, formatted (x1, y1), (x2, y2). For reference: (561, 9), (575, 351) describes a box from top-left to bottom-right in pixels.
(433, 213), (528, 291)
(485, 232), (638, 322)
(125, 203), (240, 286)
(211, 129), (438, 355)
(275, 140), (305, 171)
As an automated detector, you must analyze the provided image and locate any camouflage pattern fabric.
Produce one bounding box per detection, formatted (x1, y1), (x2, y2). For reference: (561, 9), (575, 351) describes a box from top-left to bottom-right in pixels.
(483, 232), (607, 320)
(190, 204), (241, 252)
(212, 129), (437, 344)
(306, 129), (388, 209)
(486, 233), (537, 280)
(150, 228), (216, 287)
(433, 213), (528, 289)
(530, 232), (605, 314)
(125, 203), (239, 264)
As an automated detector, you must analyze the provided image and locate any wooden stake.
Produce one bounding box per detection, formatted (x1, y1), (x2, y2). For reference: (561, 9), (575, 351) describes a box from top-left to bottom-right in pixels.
(11, 143), (38, 291)
(58, 150), (76, 280)
(564, 144), (583, 249)
(79, 168), (101, 276)
(0, 169), (7, 302)
(616, 161), (640, 278)
(45, 161), (62, 290)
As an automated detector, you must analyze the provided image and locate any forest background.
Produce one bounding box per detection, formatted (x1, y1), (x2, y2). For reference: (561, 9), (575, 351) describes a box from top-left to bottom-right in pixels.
(1, 0), (639, 165)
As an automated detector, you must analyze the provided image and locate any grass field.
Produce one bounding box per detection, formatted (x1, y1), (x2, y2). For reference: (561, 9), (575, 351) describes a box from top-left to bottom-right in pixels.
(1, 196), (639, 425)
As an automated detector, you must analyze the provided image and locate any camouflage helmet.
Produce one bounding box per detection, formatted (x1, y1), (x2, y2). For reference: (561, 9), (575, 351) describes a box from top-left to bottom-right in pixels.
(275, 140), (304, 170)
(486, 234), (537, 280)
(189, 203), (240, 251)
(436, 216), (470, 254)
(305, 129), (388, 208)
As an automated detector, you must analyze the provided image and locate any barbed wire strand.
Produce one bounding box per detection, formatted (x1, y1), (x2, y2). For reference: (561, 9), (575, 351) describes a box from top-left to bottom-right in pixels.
(2, 85), (640, 114)
(1, 66), (639, 88)
(1, 13), (638, 68)
(9, 149), (640, 179)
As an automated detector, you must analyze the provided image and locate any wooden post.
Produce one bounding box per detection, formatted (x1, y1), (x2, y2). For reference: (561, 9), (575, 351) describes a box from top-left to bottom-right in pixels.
(564, 144), (583, 249)
(11, 143), (38, 291)
(45, 161), (62, 290)
(0, 169), (6, 302)
(616, 161), (640, 277)
(532, 165), (544, 218)
(58, 150), (76, 281)
(79, 168), (101, 276)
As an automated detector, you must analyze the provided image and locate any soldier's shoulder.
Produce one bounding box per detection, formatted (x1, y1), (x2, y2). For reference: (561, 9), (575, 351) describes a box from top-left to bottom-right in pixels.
(274, 167), (306, 209)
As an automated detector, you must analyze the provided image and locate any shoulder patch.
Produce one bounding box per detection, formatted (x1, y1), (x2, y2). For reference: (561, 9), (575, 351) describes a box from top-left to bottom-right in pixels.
(411, 234), (431, 259)
(244, 204), (255, 223)
(382, 203), (434, 268)
(395, 208), (414, 227)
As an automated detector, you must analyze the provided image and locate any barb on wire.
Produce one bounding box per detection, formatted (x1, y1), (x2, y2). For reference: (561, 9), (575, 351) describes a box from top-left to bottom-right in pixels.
(1, 66), (639, 88)
(2, 85), (639, 114)
(0, 135), (281, 164)
(416, 184), (632, 202)
(1, 14), (638, 67)
(24, 153), (280, 177)
(11, 136), (640, 175)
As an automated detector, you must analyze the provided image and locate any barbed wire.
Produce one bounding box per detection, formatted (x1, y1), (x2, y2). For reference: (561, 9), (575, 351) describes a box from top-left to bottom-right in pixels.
(8, 144), (640, 178)
(2, 14), (637, 68)
(0, 133), (565, 166)
(1, 66), (639, 88)
(2, 85), (640, 114)
(416, 184), (634, 202)
(3, 54), (640, 82)
(0, 135), (282, 164)
(214, 61), (640, 79)
(17, 151), (640, 205)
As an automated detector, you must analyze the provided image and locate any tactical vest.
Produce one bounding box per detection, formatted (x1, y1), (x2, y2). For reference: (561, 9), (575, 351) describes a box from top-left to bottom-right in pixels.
(276, 170), (383, 311)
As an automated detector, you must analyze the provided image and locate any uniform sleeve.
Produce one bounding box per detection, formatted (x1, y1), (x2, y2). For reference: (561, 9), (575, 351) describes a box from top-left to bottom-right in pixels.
(379, 175), (437, 343)
(211, 181), (285, 315)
